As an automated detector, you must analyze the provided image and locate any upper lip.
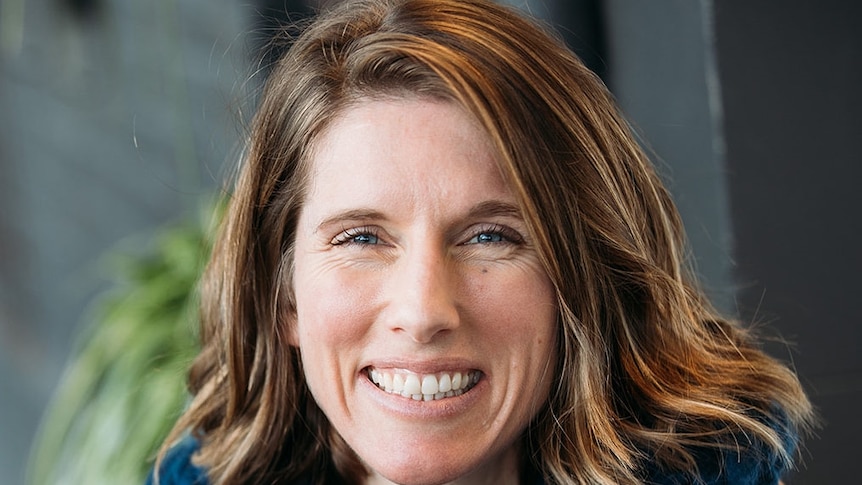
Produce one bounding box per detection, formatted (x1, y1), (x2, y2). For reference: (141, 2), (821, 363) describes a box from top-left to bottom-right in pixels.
(362, 358), (483, 375)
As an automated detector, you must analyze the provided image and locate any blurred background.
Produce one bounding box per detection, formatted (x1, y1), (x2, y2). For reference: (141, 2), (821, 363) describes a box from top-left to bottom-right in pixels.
(0, 0), (858, 483)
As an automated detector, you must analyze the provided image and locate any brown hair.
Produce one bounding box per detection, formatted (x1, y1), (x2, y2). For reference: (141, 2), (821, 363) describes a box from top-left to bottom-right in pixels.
(157, 0), (814, 483)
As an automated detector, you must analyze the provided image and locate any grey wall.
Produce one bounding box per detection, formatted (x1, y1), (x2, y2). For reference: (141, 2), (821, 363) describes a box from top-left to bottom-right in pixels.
(602, 0), (735, 310)
(0, 1), (248, 483)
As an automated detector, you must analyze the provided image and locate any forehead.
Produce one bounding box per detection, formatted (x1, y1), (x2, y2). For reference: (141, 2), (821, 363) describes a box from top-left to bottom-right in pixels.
(309, 96), (492, 163)
(302, 98), (514, 219)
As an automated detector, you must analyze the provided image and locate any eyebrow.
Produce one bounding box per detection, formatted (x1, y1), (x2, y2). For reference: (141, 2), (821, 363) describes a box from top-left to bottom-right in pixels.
(314, 209), (388, 234)
(466, 200), (522, 220)
(313, 200), (523, 234)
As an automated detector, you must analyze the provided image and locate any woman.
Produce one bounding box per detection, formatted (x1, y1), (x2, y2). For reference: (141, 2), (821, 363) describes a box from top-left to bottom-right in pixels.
(149, 0), (814, 483)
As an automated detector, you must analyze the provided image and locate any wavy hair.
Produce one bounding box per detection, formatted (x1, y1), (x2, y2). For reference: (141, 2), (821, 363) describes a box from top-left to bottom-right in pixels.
(157, 0), (813, 483)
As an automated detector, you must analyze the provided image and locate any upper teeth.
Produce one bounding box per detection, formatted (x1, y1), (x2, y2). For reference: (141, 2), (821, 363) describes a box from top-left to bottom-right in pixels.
(368, 368), (480, 401)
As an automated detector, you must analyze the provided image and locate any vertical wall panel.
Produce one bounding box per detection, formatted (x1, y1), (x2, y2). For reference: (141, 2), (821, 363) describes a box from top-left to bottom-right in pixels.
(715, 1), (861, 482)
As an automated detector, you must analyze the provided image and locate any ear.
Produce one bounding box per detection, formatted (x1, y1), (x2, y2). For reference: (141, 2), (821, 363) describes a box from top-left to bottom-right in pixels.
(286, 326), (300, 347)
(277, 256), (300, 347)
(284, 308), (300, 347)
(277, 284), (300, 347)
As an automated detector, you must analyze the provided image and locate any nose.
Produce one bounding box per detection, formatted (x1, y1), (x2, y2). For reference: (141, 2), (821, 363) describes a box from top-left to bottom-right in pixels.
(383, 244), (460, 343)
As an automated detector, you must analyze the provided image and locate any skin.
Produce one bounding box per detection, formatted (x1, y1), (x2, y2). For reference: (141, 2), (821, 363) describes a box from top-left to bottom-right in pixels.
(289, 98), (558, 485)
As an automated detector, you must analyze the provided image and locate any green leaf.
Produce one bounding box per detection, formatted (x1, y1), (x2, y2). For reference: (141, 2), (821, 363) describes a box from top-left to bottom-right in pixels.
(28, 199), (220, 484)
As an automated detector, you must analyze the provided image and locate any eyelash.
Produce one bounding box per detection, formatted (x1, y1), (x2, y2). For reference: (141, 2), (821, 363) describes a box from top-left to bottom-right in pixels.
(331, 226), (380, 246)
(463, 224), (524, 246)
(330, 224), (525, 247)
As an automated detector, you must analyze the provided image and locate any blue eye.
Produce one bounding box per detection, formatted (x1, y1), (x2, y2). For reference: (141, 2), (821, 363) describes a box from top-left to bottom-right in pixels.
(464, 224), (522, 245)
(470, 232), (505, 244)
(350, 233), (379, 245)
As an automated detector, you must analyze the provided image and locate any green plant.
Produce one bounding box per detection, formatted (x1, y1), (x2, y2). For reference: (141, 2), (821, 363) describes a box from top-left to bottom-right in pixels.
(28, 204), (217, 484)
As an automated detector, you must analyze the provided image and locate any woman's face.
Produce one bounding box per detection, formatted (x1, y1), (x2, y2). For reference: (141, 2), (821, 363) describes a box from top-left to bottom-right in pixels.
(290, 99), (557, 485)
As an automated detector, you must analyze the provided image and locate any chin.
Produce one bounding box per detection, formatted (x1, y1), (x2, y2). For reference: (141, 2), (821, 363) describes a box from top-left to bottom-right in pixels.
(370, 464), (466, 485)
(362, 442), (511, 485)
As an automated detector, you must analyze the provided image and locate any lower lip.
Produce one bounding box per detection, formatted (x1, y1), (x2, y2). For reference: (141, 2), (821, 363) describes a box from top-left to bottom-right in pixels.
(359, 372), (486, 419)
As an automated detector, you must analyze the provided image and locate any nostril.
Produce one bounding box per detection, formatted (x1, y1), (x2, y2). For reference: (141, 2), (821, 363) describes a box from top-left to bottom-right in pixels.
(383, 253), (461, 341)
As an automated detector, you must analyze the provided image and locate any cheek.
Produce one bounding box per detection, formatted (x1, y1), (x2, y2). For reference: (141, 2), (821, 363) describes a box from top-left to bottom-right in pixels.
(293, 269), (379, 349)
(468, 269), (557, 343)
(292, 272), (379, 406)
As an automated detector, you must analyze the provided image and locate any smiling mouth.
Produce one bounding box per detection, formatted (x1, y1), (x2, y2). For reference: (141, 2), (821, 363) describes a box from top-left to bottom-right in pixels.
(366, 367), (482, 401)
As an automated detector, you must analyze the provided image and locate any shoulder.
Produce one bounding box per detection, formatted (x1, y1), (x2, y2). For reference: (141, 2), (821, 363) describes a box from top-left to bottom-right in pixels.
(642, 411), (798, 485)
(642, 442), (788, 485)
(144, 436), (316, 485)
(145, 435), (209, 485)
